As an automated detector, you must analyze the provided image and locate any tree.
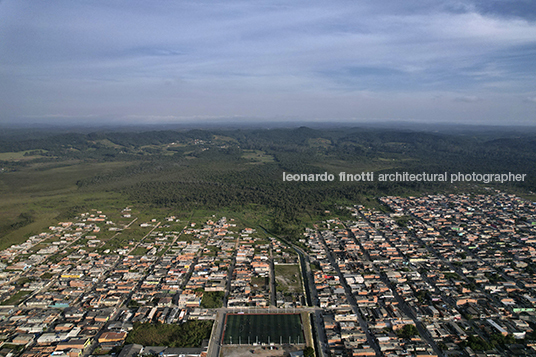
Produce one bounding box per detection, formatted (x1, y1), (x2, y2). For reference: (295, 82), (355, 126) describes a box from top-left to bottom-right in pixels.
(200, 291), (224, 308)
(303, 346), (315, 357)
(464, 335), (490, 351)
(396, 324), (418, 339)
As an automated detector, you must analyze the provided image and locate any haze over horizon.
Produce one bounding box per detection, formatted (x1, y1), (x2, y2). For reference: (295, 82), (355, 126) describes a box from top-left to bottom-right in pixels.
(1, 0), (536, 126)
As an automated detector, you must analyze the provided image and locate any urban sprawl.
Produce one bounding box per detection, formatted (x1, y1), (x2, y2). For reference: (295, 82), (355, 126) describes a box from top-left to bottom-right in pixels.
(0, 192), (536, 357)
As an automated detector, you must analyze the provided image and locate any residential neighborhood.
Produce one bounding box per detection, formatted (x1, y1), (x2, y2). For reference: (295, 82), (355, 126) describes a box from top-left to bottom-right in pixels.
(0, 192), (535, 357)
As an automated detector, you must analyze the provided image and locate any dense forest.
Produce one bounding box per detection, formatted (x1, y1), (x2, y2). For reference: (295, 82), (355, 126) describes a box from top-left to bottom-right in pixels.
(1, 126), (535, 242)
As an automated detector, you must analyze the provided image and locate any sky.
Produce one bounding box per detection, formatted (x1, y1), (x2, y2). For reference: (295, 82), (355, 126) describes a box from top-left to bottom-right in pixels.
(1, 0), (536, 126)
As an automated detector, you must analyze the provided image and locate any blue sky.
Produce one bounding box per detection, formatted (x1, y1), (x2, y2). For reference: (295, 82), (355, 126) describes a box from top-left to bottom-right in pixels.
(1, 0), (536, 125)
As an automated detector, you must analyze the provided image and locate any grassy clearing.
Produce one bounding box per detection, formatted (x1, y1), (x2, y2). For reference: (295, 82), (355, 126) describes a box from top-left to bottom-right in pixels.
(0, 150), (48, 161)
(241, 150), (275, 163)
(0, 160), (137, 249)
(0, 190), (129, 251)
(100, 226), (149, 252)
(189, 210), (216, 224)
(0, 161), (132, 195)
(250, 276), (268, 294)
(130, 246), (150, 255)
(213, 135), (238, 143)
(1, 290), (31, 306)
(215, 206), (273, 237)
(94, 139), (124, 149)
(274, 264), (302, 294)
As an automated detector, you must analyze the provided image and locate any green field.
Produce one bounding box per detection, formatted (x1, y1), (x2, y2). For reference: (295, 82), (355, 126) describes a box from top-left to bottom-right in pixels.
(0, 150), (47, 161)
(241, 150), (275, 163)
(275, 264), (302, 294)
(0, 160), (133, 250)
(223, 313), (304, 345)
(1, 290), (31, 306)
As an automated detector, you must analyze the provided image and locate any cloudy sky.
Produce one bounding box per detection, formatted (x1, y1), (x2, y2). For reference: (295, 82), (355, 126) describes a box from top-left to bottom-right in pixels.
(1, 0), (536, 126)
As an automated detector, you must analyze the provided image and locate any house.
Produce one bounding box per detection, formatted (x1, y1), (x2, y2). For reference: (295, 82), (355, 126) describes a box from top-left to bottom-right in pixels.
(118, 344), (143, 357)
(11, 334), (35, 345)
(98, 332), (127, 343)
(55, 338), (91, 351)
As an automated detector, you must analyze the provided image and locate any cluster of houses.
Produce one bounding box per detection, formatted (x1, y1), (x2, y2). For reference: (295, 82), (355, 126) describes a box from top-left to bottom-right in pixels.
(2, 191), (534, 357)
(303, 192), (536, 357)
(0, 305), (129, 357)
(0, 209), (211, 357)
(0, 209), (307, 357)
(308, 230), (350, 309)
(0, 220), (102, 304)
(305, 224), (437, 357)
(372, 193), (536, 354)
(228, 236), (271, 307)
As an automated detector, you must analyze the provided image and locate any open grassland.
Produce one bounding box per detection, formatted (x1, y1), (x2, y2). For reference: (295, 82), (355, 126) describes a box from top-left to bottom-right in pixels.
(0, 150), (48, 161)
(0, 161), (133, 250)
(0, 161), (132, 195)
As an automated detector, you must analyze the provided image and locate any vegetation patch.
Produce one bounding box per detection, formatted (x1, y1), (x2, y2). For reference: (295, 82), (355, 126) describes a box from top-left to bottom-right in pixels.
(1, 290), (31, 306)
(201, 291), (224, 308)
(396, 324), (419, 339)
(125, 321), (213, 347)
(0, 150), (48, 161)
(241, 150), (275, 163)
(275, 264), (302, 294)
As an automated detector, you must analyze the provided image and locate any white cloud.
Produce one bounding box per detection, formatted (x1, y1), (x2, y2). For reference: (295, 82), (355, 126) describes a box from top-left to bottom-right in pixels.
(1, 0), (536, 124)
(453, 95), (483, 103)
